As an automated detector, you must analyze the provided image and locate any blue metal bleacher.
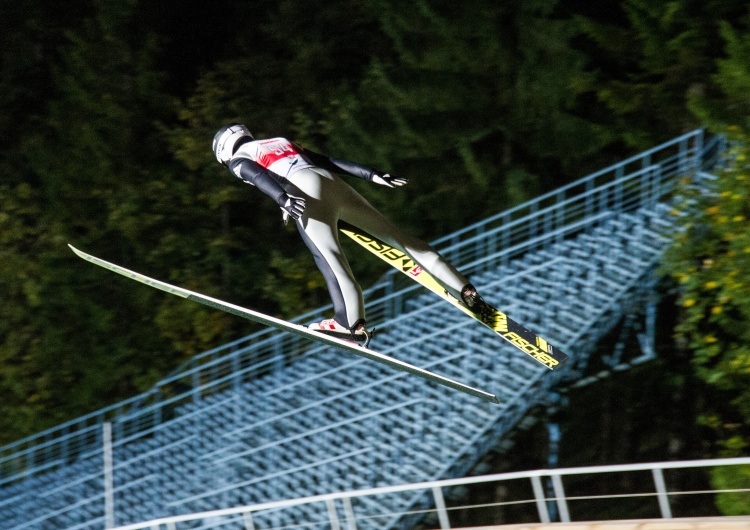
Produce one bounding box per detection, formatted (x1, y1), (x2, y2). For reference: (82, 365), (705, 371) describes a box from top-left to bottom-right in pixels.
(0, 130), (724, 529)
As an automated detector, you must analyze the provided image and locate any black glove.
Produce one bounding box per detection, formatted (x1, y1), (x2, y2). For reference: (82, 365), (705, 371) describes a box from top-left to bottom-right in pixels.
(280, 194), (306, 224)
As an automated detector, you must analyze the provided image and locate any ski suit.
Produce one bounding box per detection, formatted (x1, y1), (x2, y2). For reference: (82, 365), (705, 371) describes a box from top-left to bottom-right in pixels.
(227, 136), (469, 329)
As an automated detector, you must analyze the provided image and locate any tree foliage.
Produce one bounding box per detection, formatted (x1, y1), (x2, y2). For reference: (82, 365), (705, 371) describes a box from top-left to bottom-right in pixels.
(662, 137), (750, 444)
(574, 0), (749, 148)
(660, 16), (750, 511)
(318, 0), (612, 237)
(661, 6), (750, 433)
(0, 0), (181, 440)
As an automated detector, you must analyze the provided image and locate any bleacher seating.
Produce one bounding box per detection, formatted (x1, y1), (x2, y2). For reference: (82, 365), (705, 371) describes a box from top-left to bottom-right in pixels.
(0, 130), (718, 529)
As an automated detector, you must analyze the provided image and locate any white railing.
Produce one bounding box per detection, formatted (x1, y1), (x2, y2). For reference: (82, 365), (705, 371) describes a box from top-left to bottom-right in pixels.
(111, 457), (750, 530)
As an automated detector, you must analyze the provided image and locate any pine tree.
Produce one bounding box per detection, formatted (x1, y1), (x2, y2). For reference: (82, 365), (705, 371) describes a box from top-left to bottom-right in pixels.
(319, 0), (611, 236)
(574, 0), (749, 148)
(0, 0), (177, 442)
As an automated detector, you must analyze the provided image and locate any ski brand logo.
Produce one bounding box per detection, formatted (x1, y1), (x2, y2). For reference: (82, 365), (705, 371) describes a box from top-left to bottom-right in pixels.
(481, 310), (508, 333)
(348, 232), (411, 264)
(410, 265), (423, 277)
(502, 332), (559, 368)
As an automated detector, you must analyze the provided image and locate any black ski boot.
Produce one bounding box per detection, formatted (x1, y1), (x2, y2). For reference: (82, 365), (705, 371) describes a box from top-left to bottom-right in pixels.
(461, 284), (494, 318)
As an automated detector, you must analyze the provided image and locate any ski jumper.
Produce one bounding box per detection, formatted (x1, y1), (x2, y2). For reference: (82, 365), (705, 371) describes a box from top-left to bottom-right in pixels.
(227, 137), (470, 329)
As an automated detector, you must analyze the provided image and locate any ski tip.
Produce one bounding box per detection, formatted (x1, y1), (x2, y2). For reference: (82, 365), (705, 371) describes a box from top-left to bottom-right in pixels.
(68, 244), (97, 265)
(68, 244), (85, 258)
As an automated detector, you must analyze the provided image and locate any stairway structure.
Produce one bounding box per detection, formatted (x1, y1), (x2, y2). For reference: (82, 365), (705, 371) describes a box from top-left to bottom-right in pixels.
(0, 130), (722, 530)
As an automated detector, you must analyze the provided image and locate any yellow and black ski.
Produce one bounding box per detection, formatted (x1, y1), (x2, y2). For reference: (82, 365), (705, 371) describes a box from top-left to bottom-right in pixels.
(340, 228), (569, 370)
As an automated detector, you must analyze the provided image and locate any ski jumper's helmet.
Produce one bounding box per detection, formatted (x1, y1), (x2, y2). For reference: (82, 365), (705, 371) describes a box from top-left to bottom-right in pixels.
(213, 124), (253, 165)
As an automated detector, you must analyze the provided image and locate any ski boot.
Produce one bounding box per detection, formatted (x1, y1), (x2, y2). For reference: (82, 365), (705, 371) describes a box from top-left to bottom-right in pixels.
(308, 318), (373, 347)
(461, 284), (494, 319)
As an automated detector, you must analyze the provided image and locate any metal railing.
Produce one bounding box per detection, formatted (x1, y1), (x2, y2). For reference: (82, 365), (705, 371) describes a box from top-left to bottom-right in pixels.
(0, 129), (708, 485)
(108, 457), (750, 530)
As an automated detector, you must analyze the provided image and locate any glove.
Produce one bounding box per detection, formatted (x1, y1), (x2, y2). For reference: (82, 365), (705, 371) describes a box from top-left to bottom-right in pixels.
(280, 194), (306, 224)
(371, 173), (408, 188)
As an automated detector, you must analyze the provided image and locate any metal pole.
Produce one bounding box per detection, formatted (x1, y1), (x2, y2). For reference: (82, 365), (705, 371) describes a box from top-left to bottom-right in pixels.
(242, 511), (256, 530)
(342, 497), (358, 530)
(652, 468), (672, 519)
(326, 499), (341, 530)
(432, 486), (451, 529)
(103, 422), (115, 529)
(694, 129), (704, 171)
(547, 423), (561, 521)
(551, 474), (570, 523)
(531, 475), (551, 523)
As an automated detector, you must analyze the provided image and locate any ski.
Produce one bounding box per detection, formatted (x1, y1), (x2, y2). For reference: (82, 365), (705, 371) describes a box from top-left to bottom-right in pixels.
(340, 228), (569, 370)
(68, 244), (499, 404)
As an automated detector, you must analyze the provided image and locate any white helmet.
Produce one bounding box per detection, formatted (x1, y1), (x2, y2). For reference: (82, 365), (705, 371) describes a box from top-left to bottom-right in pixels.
(213, 124), (253, 165)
